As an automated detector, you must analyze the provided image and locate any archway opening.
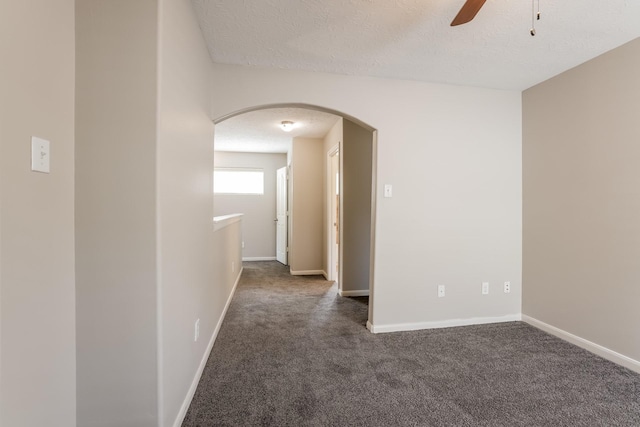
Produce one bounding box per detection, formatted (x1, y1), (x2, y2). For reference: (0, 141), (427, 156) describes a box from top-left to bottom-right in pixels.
(213, 103), (377, 326)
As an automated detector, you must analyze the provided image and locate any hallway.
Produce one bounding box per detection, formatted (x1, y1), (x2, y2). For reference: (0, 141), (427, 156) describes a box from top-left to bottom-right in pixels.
(182, 262), (640, 426)
(182, 261), (370, 425)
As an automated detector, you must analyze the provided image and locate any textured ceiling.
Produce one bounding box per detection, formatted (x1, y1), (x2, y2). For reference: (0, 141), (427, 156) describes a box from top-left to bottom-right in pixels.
(215, 108), (340, 153)
(192, 0), (640, 90)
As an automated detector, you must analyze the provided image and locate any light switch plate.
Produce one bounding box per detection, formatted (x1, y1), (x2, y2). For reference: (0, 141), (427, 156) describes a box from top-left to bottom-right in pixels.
(31, 137), (50, 173)
(384, 184), (393, 198)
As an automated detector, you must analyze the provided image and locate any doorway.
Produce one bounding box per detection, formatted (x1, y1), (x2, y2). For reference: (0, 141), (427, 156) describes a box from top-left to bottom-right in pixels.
(213, 103), (377, 326)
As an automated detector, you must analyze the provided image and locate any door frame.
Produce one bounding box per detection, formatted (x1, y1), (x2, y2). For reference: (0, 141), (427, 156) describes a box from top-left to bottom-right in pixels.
(214, 103), (378, 329)
(276, 166), (288, 265)
(326, 144), (341, 286)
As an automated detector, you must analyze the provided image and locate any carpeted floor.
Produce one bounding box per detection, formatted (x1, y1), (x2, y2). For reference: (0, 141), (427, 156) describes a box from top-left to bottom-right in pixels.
(183, 261), (640, 426)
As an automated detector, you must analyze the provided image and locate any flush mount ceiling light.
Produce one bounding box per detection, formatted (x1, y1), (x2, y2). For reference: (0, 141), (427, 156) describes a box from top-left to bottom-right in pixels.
(280, 121), (295, 132)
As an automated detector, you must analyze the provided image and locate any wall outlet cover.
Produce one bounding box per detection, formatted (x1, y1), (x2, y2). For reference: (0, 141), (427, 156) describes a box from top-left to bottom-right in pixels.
(482, 282), (489, 295)
(504, 281), (511, 293)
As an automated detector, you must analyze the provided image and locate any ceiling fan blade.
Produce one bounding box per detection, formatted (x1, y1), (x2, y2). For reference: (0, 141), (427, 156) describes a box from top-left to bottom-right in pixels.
(451, 0), (488, 26)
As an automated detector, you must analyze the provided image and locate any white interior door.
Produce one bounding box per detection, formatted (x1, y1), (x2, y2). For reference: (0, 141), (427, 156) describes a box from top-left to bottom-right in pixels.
(276, 166), (288, 265)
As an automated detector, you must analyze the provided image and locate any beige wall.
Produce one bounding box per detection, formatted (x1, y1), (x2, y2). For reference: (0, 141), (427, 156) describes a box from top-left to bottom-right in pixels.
(210, 64), (522, 330)
(291, 137), (324, 273)
(157, 0), (219, 425)
(341, 119), (373, 294)
(76, 0), (226, 425)
(212, 219), (243, 313)
(212, 219), (243, 308)
(0, 1), (76, 425)
(214, 152), (287, 260)
(523, 38), (640, 364)
(75, 1), (159, 425)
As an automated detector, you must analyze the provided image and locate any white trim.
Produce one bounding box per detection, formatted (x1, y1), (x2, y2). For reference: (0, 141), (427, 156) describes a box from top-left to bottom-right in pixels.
(172, 267), (243, 427)
(290, 269), (325, 276)
(321, 270), (328, 280)
(366, 129), (378, 333)
(214, 103), (376, 132)
(242, 256), (276, 261)
(339, 289), (369, 297)
(212, 213), (243, 232)
(367, 314), (522, 334)
(326, 143), (340, 283)
(522, 315), (640, 374)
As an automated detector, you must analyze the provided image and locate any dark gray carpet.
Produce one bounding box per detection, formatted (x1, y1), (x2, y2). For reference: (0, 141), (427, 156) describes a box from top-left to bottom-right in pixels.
(183, 261), (640, 426)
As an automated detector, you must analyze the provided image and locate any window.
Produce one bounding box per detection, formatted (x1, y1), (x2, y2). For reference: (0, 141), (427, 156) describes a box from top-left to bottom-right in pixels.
(214, 168), (264, 195)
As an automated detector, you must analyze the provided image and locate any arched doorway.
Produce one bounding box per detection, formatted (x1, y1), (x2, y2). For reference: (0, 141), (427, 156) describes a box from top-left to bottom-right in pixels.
(213, 103), (377, 326)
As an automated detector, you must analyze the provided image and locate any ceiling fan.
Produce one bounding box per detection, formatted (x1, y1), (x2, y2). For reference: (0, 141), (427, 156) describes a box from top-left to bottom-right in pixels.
(450, 0), (487, 26)
(451, 0), (541, 35)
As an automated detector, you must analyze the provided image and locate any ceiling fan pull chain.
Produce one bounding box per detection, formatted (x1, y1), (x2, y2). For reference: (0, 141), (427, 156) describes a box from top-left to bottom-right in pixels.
(530, 0), (537, 36)
(537, 0), (541, 20)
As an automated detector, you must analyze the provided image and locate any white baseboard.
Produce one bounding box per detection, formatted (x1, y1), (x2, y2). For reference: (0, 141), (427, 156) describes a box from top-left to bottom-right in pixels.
(173, 267), (243, 427)
(522, 315), (640, 374)
(367, 313), (522, 334)
(290, 269), (324, 276)
(242, 257), (276, 261)
(339, 289), (370, 297)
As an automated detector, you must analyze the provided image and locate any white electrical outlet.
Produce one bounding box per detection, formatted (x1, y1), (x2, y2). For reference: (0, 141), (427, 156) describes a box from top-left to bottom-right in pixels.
(482, 282), (489, 295)
(437, 285), (445, 298)
(242, 241), (245, 249)
(194, 318), (200, 342)
(504, 281), (511, 293)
